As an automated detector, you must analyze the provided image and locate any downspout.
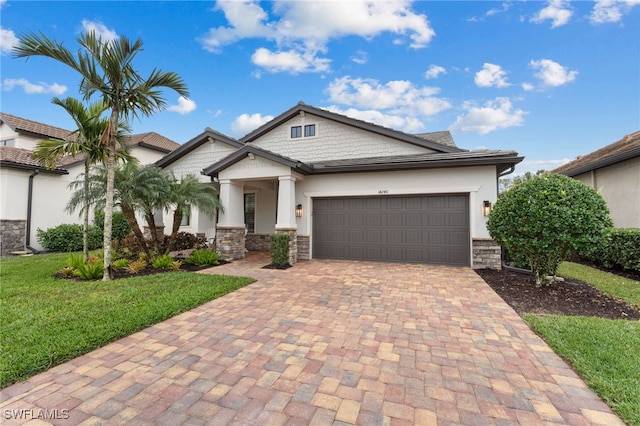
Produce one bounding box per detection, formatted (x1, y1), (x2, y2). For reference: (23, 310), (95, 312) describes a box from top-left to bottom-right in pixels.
(26, 169), (39, 254)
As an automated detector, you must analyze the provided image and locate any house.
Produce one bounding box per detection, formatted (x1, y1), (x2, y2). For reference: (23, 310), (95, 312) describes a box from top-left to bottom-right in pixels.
(0, 112), (179, 255)
(552, 131), (640, 228)
(157, 102), (523, 269)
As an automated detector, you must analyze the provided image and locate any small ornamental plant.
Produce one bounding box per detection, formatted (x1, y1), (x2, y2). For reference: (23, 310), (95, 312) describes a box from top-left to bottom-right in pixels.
(487, 173), (613, 286)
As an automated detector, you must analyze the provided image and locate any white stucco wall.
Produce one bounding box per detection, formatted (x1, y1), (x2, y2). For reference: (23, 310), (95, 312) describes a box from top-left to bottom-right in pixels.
(250, 113), (433, 162)
(129, 146), (169, 165)
(0, 124), (39, 150)
(573, 157), (640, 228)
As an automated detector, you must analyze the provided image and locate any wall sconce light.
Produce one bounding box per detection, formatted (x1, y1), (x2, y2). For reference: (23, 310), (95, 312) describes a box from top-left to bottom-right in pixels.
(483, 200), (492, 217)
(295, 204), (303, 218)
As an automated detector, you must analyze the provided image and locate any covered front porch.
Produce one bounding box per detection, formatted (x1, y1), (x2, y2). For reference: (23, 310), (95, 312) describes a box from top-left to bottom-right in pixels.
(207, 148), (308, 264)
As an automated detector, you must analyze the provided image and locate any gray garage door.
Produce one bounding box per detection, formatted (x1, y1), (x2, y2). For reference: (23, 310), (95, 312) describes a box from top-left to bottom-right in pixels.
(312, 194), (470, 265)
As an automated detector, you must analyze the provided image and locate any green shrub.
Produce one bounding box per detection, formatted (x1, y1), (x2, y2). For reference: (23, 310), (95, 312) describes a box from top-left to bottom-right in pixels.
(152, 254), (175, 269)
(170, 260), (182, 271)
(65, 252), (85, 270)
(269, 234), (290, 267)
(487, 173), (613, 286)
(184, 249), (220, 266)
(73, 258), (104, 280)
(112, 258), (130, 269)
(37, 224), (103, 252)
(582, 228), (640, 273)
(94, 211), (131, 241)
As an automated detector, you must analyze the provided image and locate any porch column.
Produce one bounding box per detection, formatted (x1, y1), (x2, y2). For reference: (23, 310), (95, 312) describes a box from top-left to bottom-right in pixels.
(275, 176), (298, 265)
(216, 179), (246, 260)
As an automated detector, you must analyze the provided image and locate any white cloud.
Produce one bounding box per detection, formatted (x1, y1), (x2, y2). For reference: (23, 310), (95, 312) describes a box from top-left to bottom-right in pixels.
(201, 0), (435, 73)
(530, 59), (578, 87)
(425, 65), (446, 79)
(326, 76), (451, 117)
(167, 96), (196, 115)
(522, 82), (535, 91)
(474, 63), (510, 88)
(449, 97), (527, 134)
(251, 47), (331, 74)
(2, 78), (67, 95)
(486, 2), (511, 17)
(591, 0), (640, 23)
(81, 19), (118, 41)
(0, 0), (6, 7)
(531, 0), (573, 28)
(0, 27), (18, 55)
(351, 50), (368, 65)
(231, 112), (274, 136)
(324, 106), (425, 133)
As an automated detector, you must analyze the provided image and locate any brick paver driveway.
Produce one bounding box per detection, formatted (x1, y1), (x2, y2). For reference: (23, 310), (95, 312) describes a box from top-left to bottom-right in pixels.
(1, 253), (623, 425)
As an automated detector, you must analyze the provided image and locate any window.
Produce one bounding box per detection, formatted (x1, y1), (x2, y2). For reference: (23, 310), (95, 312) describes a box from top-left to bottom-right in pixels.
(244, 193), (255, 233)
(291, 126), (302, 138)
(304, 124), (315, 137)
(180, 208), (191, 226)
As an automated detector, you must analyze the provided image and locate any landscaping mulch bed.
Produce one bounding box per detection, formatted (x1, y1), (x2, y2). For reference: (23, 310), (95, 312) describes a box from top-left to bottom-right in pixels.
(476, 268), (640, 320)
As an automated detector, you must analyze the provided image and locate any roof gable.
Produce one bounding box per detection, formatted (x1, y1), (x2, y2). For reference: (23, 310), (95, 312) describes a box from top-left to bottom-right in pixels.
(553, 131), (640, 176)
(156, 128), (243, 168)
(241, 102), (464, 154)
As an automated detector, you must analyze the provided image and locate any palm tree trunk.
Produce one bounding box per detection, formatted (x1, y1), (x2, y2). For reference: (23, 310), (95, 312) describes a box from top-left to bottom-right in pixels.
(145, 210), (160, 253)
(122, 206), (152, 260)
(102, 112), (118, 281)
(165, 208), (183, 255)
(83, 161), (90, 262)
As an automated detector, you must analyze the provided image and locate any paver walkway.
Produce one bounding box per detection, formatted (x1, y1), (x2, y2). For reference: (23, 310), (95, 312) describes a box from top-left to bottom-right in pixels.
(1, 253), (624, 425)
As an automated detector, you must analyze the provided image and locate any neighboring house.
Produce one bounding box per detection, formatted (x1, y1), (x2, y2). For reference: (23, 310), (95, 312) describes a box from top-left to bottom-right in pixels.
(553, 131), (640, 228)
(0, 112), (179, 255)
(157, 102), (523, 268)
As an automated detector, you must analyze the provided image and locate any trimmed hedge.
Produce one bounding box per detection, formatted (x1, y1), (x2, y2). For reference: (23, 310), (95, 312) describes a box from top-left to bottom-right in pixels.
(36, 224), (102, 252)
(581, 228), (640, 273)
(269, 234), (290, 267)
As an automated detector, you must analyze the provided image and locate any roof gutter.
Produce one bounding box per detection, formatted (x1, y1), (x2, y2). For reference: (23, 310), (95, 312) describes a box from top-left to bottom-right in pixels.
(26, 169), (39, 254)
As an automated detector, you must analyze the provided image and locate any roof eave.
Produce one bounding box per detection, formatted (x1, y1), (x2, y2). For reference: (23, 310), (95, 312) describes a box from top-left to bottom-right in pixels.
(0, 161), (69, 174)
(310, 155), (524, 175)
(557, 146), (640, 177)
(156, 129), (243, 168)
(203, 145), (312, 176)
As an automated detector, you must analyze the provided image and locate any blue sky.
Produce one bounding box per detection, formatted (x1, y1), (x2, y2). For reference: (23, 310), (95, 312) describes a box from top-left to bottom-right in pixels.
(1, 0), (638, 175)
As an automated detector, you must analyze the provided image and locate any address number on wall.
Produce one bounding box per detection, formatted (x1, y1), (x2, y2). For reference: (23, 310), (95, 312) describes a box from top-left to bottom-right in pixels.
(378, 189), (389, 194)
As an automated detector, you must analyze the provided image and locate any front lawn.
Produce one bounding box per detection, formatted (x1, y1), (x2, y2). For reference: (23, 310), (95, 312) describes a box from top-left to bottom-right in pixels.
(526, 262), (640, 426)
(0, 252), (254, 388)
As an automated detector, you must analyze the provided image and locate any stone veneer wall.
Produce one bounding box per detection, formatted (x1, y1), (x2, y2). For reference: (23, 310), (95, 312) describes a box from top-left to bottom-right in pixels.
(216, 227), (246, 261)
(0, 220), (26, 255)
(276, 229), (297, 265)
(245, 234), (271, 252)
(472, 238), (502, 269)
(297, 235), (310, 260)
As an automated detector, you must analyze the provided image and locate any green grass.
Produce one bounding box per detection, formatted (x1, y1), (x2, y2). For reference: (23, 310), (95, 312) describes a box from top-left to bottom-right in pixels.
(0, 252), (254, 388)
(524, 261), (640, 425)
(525, 315), (640, 426)
(558, 261), (640, 308)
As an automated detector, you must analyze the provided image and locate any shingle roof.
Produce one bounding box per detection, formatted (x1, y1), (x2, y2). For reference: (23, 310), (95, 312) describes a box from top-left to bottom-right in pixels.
(552, 131), (640, 177)
(0, 112), (73, 141)
(0, 146), (68, 173)
(413, 131), (457, 148)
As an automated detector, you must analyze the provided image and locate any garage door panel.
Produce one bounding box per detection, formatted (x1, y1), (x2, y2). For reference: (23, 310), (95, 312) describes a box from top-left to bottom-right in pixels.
(313, 194), (470, 265)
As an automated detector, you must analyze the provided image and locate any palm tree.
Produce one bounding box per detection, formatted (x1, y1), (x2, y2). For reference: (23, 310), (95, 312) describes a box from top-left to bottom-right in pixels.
(68, 162), (168, 261)
(165, 174), (223, 254)
(32, 97), (132, 261)
(14, 31), (189, 280)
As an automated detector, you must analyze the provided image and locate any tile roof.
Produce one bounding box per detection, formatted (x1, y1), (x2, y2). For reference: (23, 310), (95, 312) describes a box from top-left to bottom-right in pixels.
(553, 131), (640, 176)
(1, 112), (73, 141)
(0, 146), (67, 173)
(1, 112), (179, 169)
